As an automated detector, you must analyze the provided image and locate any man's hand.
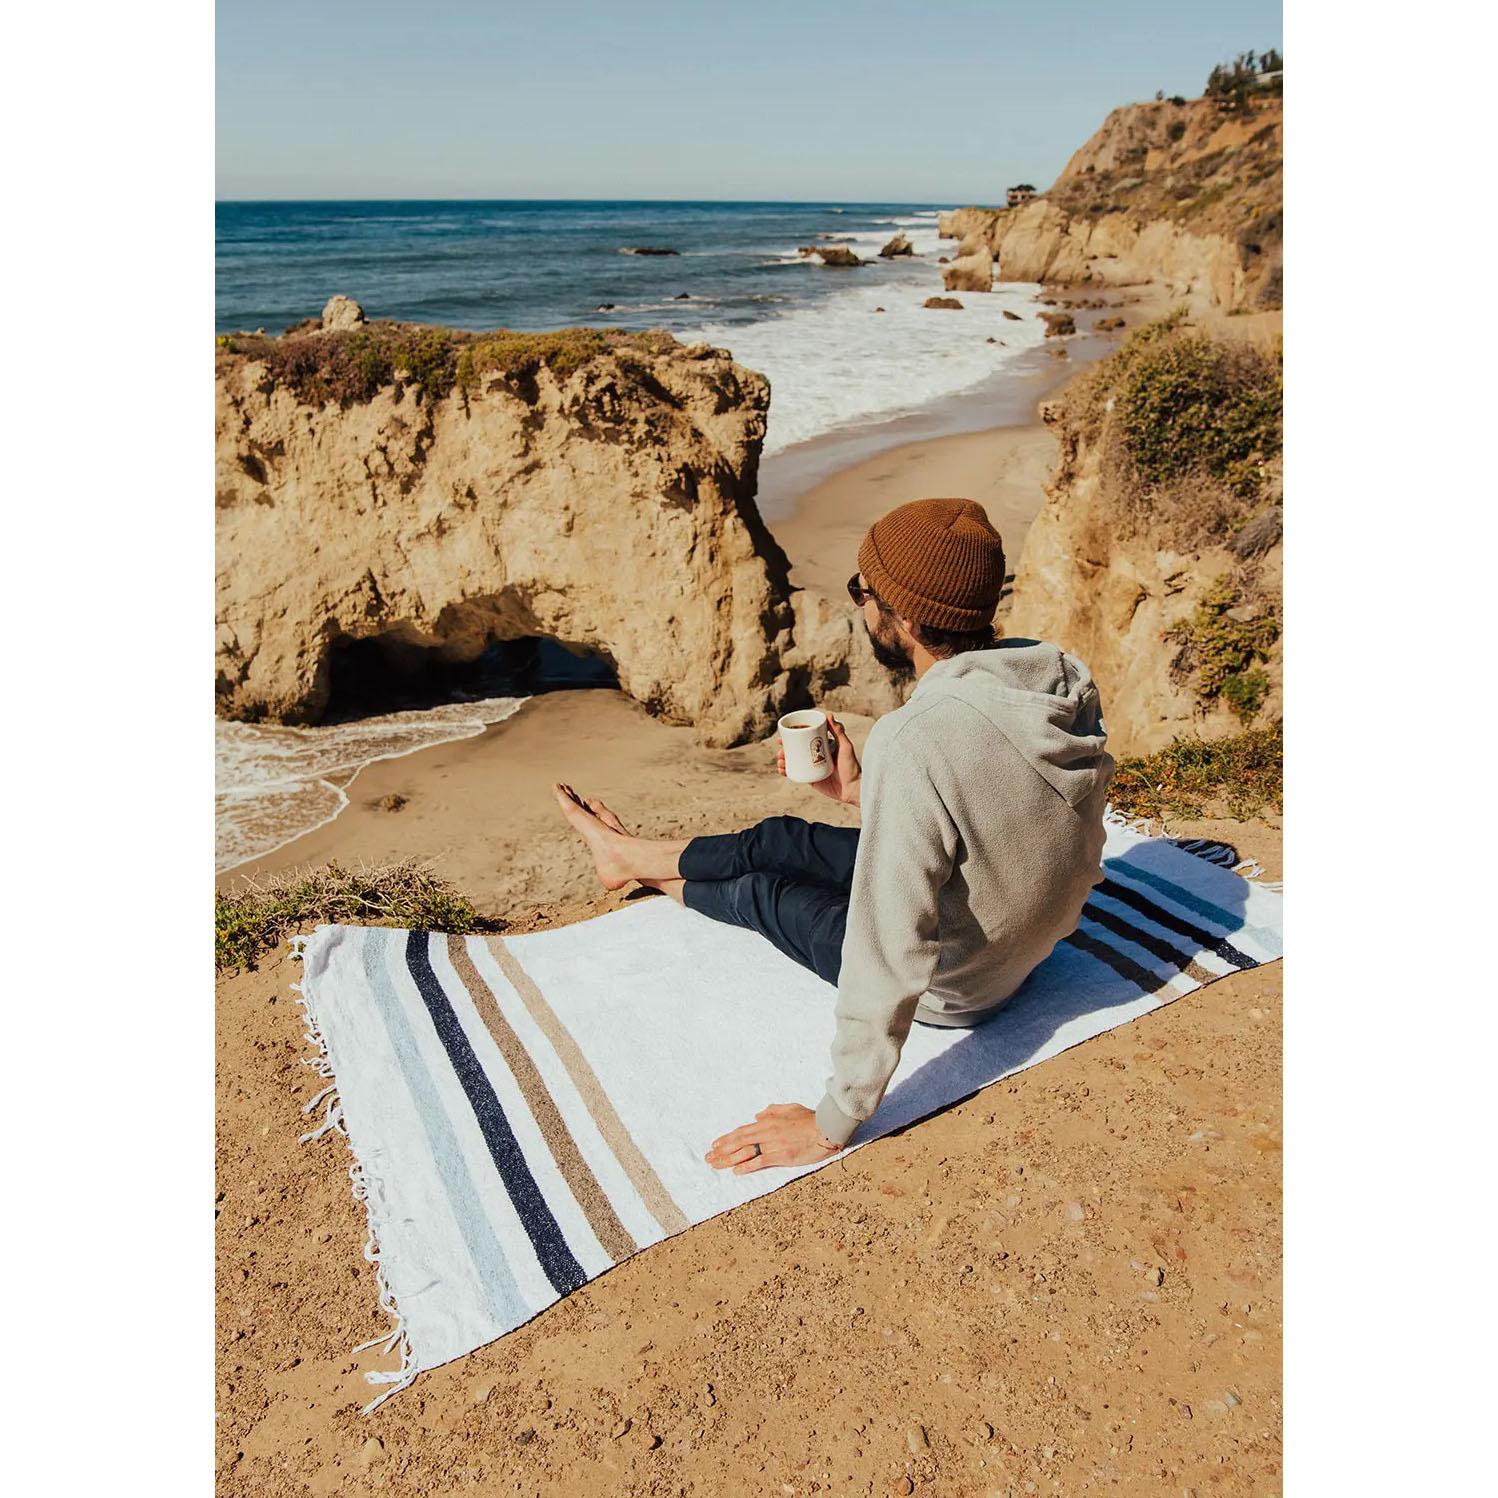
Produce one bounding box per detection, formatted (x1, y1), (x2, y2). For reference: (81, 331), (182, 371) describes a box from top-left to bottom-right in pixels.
(705, 1103), (843, 1174)
(775, 714), (862, 807)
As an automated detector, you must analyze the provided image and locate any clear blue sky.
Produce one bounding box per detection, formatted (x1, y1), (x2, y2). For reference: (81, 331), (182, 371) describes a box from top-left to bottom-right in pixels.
(217, 0), (1282, 201)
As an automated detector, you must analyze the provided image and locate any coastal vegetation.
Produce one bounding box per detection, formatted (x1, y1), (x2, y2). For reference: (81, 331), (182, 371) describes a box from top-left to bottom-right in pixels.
(1069, 313), (1282, 544)
(1165, 575), (1280, 719)
(1107, 723), (1283, 821)
(215, 860), (500, 972)
(216, 323), (678, 407)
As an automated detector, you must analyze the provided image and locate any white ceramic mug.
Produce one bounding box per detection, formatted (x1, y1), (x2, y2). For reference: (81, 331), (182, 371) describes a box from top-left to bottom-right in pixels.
(778, 709), (834, 784)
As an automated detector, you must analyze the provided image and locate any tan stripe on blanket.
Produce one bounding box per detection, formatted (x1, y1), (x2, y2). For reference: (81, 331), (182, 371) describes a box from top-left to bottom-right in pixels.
(446, 936), (638, 1262)
(474, 935), (690, 1239)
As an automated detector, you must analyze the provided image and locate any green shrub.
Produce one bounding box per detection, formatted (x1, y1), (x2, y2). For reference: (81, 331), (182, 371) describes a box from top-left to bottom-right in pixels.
(215, 860), (499, 973)
(1108, 723), (1282, 821)
(1220, 668), (1271, 720)
(1167, 120), (1187, 142)
(1114, 329), (1281, 499)
(1166, 576), (1280, 711)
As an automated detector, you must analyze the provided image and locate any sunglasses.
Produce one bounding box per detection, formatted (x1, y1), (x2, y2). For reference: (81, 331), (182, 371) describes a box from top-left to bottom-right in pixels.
(847, 574), (880, 607)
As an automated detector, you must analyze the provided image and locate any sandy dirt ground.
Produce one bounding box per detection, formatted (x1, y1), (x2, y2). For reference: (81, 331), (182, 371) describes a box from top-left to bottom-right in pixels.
(217, 290), (1282, 1494)
(217, 816), (1281, 1498)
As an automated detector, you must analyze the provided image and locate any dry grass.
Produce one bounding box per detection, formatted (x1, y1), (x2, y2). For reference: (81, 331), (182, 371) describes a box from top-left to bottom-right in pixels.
(216, 324), (682, 408)
(1108, 723), (1283, 822)
(215, 860), (502, 973)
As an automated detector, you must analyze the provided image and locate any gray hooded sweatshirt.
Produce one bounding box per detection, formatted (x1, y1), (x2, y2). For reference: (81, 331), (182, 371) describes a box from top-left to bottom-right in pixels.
(814, 640), (1115, 1146)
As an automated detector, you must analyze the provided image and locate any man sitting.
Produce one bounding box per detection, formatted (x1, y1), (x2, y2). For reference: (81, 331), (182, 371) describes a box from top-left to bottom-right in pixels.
(553, 498), (1114, 1173)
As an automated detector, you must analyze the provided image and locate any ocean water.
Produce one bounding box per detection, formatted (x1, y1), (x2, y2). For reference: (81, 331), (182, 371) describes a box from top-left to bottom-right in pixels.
(215, 200), (1050, 871)
(215, 200), (1048, 456)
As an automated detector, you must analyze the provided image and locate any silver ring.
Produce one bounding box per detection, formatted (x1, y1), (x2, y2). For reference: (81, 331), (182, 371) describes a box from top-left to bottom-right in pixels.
(750, 1142), (762, 1158)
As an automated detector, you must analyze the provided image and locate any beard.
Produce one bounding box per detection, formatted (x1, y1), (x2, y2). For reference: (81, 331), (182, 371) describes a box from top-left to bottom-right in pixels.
(866, 609), (915, 676)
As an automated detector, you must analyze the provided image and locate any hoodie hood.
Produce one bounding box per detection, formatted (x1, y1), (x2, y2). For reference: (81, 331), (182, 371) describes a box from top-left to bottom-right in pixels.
(910, 639), (1114, 810)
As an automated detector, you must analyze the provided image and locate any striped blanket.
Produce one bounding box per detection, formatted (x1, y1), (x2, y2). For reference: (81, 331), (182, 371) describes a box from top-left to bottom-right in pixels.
(292, 816), (1282, 1409)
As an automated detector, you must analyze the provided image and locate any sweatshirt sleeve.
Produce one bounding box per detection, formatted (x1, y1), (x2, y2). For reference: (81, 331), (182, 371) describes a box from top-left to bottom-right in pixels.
(815, 719), (957, 1146)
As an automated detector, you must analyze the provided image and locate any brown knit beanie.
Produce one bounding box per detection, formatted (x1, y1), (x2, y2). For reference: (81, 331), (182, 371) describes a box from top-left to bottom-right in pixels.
(857, 498), (1006, 631)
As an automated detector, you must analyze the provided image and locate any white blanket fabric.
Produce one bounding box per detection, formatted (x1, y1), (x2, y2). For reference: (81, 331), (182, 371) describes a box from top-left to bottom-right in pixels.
(293, 817), (1283, 1408)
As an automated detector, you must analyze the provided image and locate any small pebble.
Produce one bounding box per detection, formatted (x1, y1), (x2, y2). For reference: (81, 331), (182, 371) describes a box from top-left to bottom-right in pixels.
(906, 1422), (929, 1453)
(470, 1382), (493, 1404)
(1178, 1404), (1193, 1420)
(894, 1479), (914, 1497)
(610, 1418), (632, 1439)
(1064, 1202), (1085, 1222)
(1224, 1390), (1242, 1408)
(514, 1428), (536, 1446)
(357, 1437), (384, 1468)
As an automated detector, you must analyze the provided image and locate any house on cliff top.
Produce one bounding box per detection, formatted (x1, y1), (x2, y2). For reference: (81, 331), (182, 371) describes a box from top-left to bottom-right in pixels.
(1006, 184), (1037, 208)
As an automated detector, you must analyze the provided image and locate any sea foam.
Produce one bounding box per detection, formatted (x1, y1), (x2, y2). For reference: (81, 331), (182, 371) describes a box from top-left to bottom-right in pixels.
(216, 697), (527, 872)
(684, 252), (1047, 456)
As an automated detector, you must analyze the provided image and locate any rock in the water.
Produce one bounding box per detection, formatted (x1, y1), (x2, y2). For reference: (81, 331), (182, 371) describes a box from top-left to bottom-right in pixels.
(1039, 311), (1076, 336)
(320, 295), (365, 332)
(815, 245), (863, 267)
(621, 246), (679, 255)
(1002, 308), (1022, 320)
(879, 232), (914, 258)
(1096, 315), (1126, 331)
(943, 245), (993, 293)
(924, 296), (964, 310)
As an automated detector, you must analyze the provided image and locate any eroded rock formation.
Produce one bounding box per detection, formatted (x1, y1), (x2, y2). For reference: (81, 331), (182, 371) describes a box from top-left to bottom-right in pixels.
(216, 323), (904, 745)
(1006, 318), (1282, 754)
(941, 243), (994, 293)
(938, 94), (1282, 311)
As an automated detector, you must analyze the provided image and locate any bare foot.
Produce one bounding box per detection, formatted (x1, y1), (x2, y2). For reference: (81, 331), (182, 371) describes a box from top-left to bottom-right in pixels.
(556, 783), (630, 836)
(552, 784), (635, 890)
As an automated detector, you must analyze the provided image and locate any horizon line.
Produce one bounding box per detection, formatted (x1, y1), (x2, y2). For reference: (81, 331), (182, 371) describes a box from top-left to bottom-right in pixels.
(214, 195), (982, 207)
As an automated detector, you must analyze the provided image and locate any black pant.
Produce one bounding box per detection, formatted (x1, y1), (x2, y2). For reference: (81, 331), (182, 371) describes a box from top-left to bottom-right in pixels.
(680, 816), (860, 985)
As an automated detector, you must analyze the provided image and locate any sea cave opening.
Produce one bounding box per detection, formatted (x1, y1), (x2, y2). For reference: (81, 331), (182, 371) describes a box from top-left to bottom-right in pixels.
(323, 631), (620, 721)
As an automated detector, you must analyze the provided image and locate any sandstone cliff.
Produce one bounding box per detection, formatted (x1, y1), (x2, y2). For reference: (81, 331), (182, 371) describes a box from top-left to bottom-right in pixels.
(1006, 314), (1282, 755)
(215, 318), (903, 745)
(940, 93), (1281, 310)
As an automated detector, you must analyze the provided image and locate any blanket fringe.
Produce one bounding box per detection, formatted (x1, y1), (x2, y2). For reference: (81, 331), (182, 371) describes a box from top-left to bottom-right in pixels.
(290, 932), (417, 1414)
(1104, 808), (1283, 892)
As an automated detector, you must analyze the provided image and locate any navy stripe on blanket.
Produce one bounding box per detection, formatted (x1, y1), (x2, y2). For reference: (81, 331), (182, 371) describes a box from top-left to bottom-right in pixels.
(404, 930), (587, 1296)
(1064, 925), (1173, 995)
(1081, 899), (1209, 978)
(1095, 878), (1256, 971)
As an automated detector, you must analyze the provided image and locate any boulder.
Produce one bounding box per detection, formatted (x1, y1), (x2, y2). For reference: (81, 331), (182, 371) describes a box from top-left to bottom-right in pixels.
(1038, 311), (1076, 336)
(879, 233), (914, 258)
(1095, 315), (1126, 331)
(320, 295), (365, 332)
(815, 246), (863, 267)
(215, 325), (901, 745)
(924, 296), (964, 310)
(942, 245), (994, 293)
